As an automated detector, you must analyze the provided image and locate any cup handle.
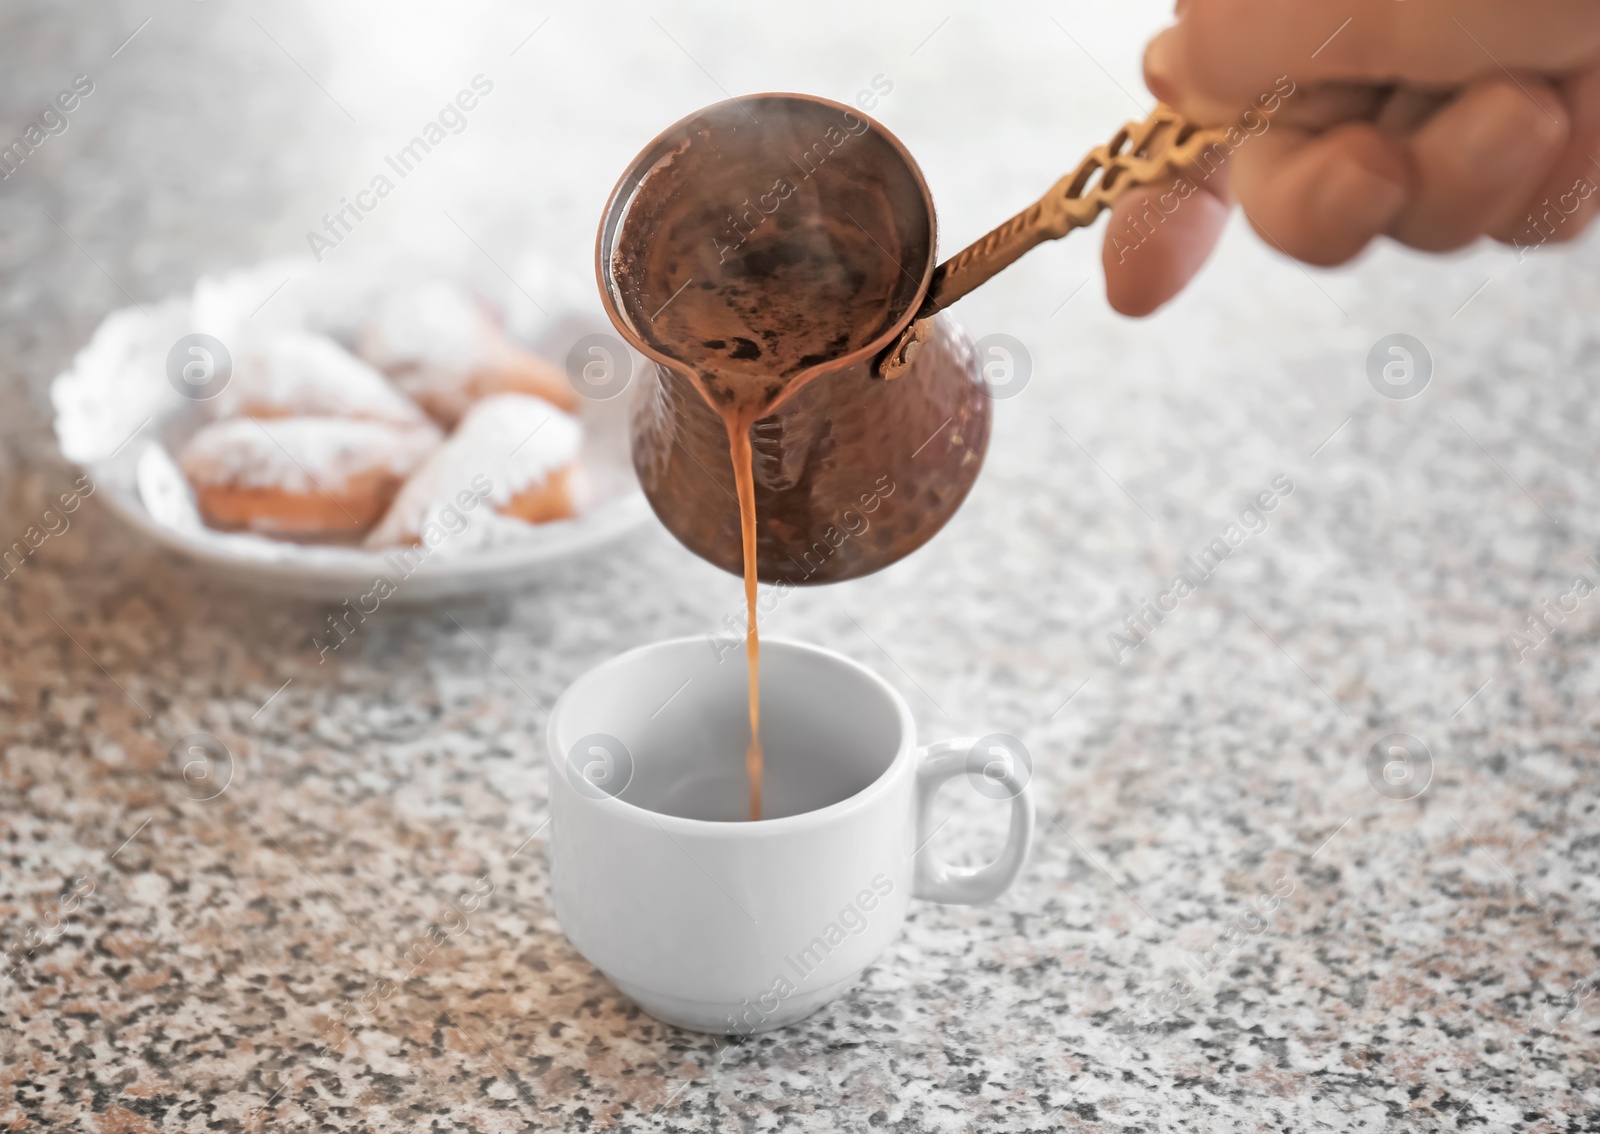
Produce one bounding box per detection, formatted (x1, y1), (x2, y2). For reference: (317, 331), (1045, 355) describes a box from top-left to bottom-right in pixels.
(912, 737), (1035, 905)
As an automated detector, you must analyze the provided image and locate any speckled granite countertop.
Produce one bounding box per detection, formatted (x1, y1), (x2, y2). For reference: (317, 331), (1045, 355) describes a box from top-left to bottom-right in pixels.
(2, 2), (1597, 1131)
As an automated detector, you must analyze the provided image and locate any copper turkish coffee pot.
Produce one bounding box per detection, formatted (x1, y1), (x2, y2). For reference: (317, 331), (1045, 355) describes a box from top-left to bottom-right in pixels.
(597, 94), (1219, 584)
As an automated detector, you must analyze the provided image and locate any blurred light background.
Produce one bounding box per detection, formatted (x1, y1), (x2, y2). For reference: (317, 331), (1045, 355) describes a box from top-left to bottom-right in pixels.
(5, 0), (1596, 741)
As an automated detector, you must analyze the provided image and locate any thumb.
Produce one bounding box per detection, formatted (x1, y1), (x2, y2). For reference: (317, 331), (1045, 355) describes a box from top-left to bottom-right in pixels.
(1102, 175), (1232, 316)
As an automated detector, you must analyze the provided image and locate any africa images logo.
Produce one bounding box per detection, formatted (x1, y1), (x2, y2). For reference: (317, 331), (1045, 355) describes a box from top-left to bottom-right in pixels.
(305, 74), (494, 261)
(726, 874), (896, 1035)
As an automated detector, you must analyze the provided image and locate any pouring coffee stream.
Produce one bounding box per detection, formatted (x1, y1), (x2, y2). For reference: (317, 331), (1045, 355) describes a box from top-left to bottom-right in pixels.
(598, 95), (1221, 819)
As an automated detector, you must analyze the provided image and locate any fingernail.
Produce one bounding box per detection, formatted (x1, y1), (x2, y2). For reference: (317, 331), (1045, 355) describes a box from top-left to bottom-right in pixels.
(1317, 155), (1409, 233)
(1143, 31), (1181, 106)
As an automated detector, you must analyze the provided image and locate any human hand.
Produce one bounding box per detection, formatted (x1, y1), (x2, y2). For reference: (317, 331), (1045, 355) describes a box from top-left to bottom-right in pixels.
(1102, 0), (1600, 315)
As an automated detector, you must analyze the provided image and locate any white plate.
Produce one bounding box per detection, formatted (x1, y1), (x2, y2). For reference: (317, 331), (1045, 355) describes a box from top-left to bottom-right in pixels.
(52, 261), (653, 601)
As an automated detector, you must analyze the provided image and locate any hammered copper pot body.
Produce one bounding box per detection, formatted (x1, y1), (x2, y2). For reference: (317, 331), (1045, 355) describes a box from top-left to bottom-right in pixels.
(630, 315), (989, 585)
(599, 93), (992, 585)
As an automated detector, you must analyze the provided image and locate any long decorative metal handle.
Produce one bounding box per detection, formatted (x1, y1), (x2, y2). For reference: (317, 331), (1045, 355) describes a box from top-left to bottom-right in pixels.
(879, 105), (1224, 378)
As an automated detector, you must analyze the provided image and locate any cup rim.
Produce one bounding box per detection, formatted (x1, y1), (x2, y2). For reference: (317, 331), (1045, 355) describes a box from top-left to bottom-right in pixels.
(547, 635), (917, 837)
(592, 91), (937, 383)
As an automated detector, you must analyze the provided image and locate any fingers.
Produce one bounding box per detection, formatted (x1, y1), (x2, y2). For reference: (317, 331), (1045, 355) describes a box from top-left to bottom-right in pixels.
(1389, 79), (1570, 251)
(1373, 87), (1454, 134)
(1148, 0), (1600, 123)
(1229, 121), (1409, 265)
(1493, 64), (1600, 248)
(1101, 175), (1231, 315)
(1222, 75), (1579, 261)
(1121, 0), (1600, 303)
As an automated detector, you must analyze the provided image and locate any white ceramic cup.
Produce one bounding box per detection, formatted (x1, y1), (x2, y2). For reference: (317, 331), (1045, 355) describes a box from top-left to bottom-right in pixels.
(545, 636), (1035, 1034)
